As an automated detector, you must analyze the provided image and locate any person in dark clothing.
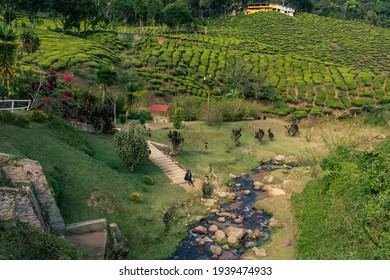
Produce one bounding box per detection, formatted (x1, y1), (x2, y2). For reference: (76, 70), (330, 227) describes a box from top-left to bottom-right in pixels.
(184, 170), (194, 186)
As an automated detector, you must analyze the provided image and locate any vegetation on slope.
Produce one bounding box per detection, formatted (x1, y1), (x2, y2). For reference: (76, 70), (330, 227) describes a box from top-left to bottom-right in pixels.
(0, 219), (87, 260)
(293, 136), (390, 259)
(124, 12), (389, 117)
(0, 115), (198, 259)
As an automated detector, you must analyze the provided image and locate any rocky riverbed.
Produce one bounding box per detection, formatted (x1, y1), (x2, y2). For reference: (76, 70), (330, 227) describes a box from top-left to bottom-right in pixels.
(169, 162), (289, 260)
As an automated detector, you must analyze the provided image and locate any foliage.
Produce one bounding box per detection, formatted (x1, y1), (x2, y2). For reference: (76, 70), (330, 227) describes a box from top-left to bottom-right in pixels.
(0, 111), (30, 127)
(162, 0), (194, 30)
(202, 180), (214, 198)
(231, 127), (242, 147)
(31, 110), (48, 122)
(294, 139), (390, 259)
(143, 175), (154, 185)
(129, 192), (144, 203)
(97, 63), (117, 103)
(113, 121), (149, 172)
(0, 23), (18, 97)
(173, 110), (183, 129)
(167, 130), (184, 155)
(0, 220), (88, 260)
(363, 108), (390, 126)
(19, 28), (41, 54)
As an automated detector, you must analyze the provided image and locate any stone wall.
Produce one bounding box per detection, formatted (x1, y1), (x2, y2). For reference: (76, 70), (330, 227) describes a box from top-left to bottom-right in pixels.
(0, 153), (65, 234)
(0, 186), (44, 230)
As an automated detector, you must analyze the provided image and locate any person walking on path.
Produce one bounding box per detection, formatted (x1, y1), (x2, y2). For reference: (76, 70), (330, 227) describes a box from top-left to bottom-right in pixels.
(184, 170), (194, 187)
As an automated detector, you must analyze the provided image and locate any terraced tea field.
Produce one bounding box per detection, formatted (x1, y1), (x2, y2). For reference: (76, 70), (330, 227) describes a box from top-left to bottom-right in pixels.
(22, 30), (121, 70)
(23, 12), (389, 117)
(125, 12), (389, 116)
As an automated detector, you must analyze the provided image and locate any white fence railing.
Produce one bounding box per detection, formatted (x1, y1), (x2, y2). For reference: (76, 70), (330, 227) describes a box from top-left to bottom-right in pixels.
(0, 100), (31, 111)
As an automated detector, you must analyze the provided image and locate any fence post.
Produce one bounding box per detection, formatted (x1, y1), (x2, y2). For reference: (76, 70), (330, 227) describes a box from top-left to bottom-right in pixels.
(11, 100), (14, 113)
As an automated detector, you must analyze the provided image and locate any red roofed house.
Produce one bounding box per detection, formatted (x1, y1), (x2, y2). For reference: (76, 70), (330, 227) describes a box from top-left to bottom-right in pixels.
(150, 104), (170, 122)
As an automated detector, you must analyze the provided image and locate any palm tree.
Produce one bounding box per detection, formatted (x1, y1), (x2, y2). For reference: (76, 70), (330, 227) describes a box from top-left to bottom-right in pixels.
(97, 64), (117, 104)
(0, 24), (18, 99)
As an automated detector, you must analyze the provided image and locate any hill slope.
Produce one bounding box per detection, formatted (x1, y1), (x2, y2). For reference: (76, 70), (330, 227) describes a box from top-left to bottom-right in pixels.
(0, 119), (194, 259)
(123, 12), (389, 115)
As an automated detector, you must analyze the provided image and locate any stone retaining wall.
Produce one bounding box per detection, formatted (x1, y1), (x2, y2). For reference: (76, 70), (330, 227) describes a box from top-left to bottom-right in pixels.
(0, 153), (65, 234)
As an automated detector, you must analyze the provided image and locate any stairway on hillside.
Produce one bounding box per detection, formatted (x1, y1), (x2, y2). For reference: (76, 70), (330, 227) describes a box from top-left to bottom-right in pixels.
(148, 141), (186, 184)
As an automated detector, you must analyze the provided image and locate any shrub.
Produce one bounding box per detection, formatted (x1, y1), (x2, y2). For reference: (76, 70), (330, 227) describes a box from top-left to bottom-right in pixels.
(310, 106), (322, 116)
(0, 111), (30, 128)
(113, 121), (149, 172)
(363, 109), (389, 126)
(31, 110), (48, 122)
(294, 110), (308, 119)
(202, 181), (213, 198)
(0, 220), (88, 259)
(143, 175), (154, 185)
(129, 192), (144, 203)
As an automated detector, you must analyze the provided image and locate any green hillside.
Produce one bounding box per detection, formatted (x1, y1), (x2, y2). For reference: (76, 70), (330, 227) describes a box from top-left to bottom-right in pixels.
(0, 116), (195, 259)
(16, 12), (389, 117)
(122, 12), (389, 115)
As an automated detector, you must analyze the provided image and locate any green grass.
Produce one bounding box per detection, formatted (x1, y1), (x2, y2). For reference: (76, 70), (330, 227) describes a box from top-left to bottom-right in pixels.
(293, 138), (390, 259)
(0, 119), (196, 260)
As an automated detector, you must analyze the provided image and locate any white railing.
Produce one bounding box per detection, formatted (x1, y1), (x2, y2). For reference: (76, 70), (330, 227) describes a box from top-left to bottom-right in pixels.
(0, 100), (31, 112)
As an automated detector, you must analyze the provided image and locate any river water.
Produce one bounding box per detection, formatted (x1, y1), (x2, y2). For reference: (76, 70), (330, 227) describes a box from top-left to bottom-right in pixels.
(169, 162), (281, 260)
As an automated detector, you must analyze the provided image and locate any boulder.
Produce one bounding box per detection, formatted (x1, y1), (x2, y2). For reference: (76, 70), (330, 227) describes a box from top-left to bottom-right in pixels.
(198, 237), (213, 246)
(229, 174), (237, 179)
(228, 193), (237, 200)
(234, 218), (242, 224)
(268, 218), (280, 229)
(195, 216), (204, 222)
(253, 248), (267, 258)
(257, 210), (264, 215)
(192, 226), (207, 235)
(208, 225), (219, 233)
(218, 192), (227, 198)
(275, 155), (286, 161)
(217, 217), (226, 223)
(210, 245), (222, 256)
(225, 226), (246, 240)
(204, 199), (215, 207)
(222, 245), (230, 251)
(235, 183), (241, 187)
(243, 190), (251, 195)
(253, 229), (264, 238)
(214, 230), (226, 242)
(218, 212), (231, 217)
(245, 241), (257, 248)
(268, 187), (286, 196)
(210, 209), (219, 214)
(227, 235), (238, 244)
(253, 181), (263, 187)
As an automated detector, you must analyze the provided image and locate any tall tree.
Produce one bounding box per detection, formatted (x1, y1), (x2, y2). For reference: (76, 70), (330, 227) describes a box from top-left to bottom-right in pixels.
(0, 23), (18, 98)
(162, 0), (194, 30)
(13, 0), (52, 27)
(97, 64), (117, 104)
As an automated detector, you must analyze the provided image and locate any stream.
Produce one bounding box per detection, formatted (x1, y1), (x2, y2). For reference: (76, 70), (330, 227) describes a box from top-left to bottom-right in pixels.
(169, 162), (283, 260)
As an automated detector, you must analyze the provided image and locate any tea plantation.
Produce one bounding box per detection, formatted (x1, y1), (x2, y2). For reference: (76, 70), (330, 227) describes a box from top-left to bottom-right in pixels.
(20, 12), (389, 117)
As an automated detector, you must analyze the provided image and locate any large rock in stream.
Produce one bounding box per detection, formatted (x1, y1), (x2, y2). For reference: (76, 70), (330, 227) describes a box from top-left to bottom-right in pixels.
(225, 227), (246, 240)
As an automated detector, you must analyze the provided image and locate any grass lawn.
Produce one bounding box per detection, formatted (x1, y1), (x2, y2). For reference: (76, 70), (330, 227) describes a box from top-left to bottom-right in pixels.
(149, 116), (390, 184)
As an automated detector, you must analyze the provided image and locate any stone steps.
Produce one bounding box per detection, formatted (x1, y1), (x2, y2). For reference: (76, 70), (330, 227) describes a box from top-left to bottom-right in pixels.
(148, 141), (187, 184)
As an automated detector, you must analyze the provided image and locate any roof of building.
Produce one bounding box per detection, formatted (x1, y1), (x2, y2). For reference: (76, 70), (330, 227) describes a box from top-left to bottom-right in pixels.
(150, 104), (170, 112)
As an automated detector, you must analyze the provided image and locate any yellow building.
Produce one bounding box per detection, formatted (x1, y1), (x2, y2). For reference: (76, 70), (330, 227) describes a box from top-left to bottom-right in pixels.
(245, 3), (295, 16)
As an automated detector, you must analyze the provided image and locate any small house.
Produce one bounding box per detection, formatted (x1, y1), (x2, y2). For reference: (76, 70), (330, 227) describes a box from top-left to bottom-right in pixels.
(150, 104), (170, 123)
